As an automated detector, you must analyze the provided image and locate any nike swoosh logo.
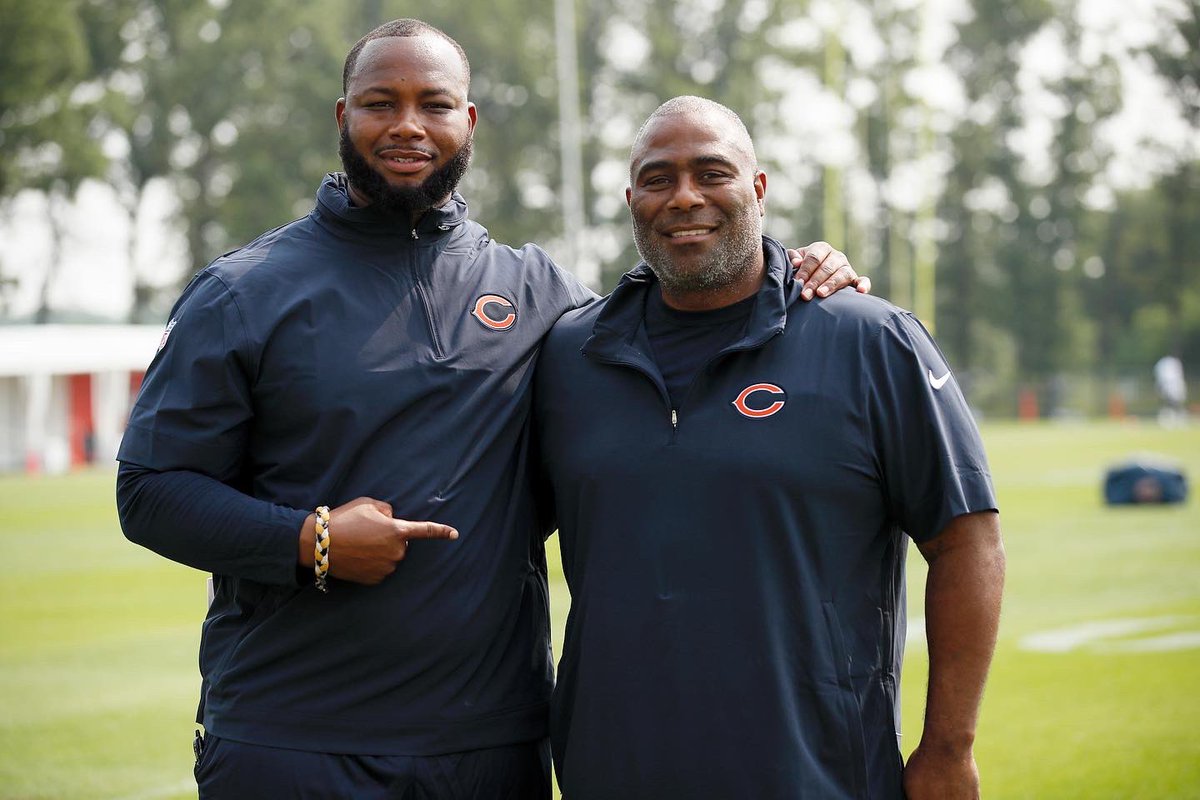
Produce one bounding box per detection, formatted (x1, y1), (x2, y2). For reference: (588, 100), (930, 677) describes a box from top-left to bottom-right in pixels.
(928, 369), (951, 390)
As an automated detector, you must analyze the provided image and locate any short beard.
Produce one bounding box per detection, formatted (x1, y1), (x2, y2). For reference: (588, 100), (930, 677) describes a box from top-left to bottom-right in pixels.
(632, 208), (763, 295)
(338, 122), (473, 218)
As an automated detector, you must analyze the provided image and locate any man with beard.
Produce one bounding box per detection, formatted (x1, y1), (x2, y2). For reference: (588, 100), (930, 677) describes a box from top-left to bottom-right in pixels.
(535, 97), (1005, 799)
(115, 21), (864, 799)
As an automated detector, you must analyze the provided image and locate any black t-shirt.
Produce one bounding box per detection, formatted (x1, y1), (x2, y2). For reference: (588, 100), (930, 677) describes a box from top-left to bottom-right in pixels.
(644, 285), (755, 409)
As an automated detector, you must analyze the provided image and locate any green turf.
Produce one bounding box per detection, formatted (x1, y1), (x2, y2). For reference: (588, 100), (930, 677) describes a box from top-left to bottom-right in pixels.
(1, 421), (1197, 798)
(0, 471), (201, 799)
(932, 422), (1200, 799)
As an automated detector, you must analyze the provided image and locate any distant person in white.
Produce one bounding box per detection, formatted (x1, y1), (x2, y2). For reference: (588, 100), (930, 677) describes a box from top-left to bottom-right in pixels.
(1154, 355), (1187, 426)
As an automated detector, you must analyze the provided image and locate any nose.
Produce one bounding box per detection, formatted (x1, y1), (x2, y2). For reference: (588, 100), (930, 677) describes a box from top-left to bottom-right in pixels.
(667, 174), (705, 212)
(387, 106), (425, 139)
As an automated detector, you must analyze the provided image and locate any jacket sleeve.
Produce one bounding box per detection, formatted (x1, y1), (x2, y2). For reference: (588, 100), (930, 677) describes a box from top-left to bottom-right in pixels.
(115, 270), (308, 585)
(535, 245), (601, 313)
(117, 463), (310, 586)
(866, 312), (998, 543)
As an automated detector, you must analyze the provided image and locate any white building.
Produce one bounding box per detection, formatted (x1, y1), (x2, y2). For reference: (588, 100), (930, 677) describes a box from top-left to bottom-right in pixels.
(0, 325), (163, 473)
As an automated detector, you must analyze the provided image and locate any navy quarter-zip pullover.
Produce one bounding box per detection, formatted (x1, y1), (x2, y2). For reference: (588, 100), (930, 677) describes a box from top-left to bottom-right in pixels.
(117, 174), (595, 755)
(535, 236), (997, 799)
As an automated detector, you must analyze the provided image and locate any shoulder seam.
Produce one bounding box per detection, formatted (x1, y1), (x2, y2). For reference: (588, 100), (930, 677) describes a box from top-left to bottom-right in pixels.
(197, 271), (260, 383)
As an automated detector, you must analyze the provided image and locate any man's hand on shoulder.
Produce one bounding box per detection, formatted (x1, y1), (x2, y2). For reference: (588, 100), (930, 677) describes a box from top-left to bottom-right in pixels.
(903, 742), (981, 800)
(787, 241), (872, 300)
(298, 497), (458, 586)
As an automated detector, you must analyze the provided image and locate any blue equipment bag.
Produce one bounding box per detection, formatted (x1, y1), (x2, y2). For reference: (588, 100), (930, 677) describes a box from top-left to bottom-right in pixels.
(1104, 459), (1188, 505)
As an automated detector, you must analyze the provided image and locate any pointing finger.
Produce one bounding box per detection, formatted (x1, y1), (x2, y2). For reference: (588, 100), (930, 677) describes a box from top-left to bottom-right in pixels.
(397, 520), (459, 541)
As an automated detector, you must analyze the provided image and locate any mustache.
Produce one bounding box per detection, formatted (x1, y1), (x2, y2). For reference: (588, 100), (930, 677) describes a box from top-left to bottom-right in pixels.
(656, 215), (720, 229)
(375, 145), (437, 159)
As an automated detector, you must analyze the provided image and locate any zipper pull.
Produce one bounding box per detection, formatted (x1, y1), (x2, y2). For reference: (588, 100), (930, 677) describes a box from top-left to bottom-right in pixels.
(671, 409), (678, 429)
(410, 228), (419, 240)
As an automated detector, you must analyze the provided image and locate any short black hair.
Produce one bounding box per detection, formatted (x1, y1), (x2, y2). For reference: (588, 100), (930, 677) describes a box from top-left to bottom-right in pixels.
(342, 19), (471, 95)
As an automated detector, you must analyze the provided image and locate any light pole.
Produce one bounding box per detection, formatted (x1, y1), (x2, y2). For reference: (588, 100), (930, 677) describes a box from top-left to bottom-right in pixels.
(554, 0), (597, 288)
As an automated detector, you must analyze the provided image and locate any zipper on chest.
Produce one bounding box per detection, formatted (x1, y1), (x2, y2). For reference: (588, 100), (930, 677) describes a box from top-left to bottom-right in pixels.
(393, 236), (446, 362)
(664, 338), (772, 439)
(590, 353), (677, 442)
(411, 277), (445, 359)
(405, 224), (452, 360)
(665, 404), (680, 444)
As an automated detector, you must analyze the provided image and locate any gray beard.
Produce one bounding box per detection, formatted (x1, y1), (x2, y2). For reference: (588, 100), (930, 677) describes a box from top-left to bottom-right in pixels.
(632, 215), (763, 295)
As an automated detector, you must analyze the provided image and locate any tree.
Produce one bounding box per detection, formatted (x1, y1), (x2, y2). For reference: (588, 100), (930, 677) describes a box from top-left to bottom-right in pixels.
(935, 0), (1053, 412)
(0, 0), (116, 321)
(0, 0), (105, 196)
(1144, 0), (1200, 360)
(72, 0), (176, 321)
(127, 0), (344, 274)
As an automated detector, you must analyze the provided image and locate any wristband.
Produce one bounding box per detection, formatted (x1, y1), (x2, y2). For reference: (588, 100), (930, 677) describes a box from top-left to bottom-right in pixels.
(314, 505), (331, 593)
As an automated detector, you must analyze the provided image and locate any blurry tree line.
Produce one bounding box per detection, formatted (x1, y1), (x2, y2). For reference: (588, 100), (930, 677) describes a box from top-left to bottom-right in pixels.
(1, 0), (1196, 416)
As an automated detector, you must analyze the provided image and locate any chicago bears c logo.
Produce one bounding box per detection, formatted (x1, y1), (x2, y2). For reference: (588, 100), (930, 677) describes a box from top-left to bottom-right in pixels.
(732, 383), (786, 419)
(470, 294), (517, 331)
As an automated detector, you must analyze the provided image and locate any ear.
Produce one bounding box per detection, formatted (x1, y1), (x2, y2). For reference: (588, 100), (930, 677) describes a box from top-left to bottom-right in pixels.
(466, 101), (478, 134)
(754, 170), (767, 216)
(625, 186), (633, 208)
(335, 98), (347, 130)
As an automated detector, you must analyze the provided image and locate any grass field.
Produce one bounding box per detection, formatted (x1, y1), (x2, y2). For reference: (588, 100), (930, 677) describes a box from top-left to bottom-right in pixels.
(1, 420), (1197, 799)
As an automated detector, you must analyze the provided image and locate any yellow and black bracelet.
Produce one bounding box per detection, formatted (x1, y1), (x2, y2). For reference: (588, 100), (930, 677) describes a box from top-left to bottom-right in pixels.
(314, 505), (331, 593)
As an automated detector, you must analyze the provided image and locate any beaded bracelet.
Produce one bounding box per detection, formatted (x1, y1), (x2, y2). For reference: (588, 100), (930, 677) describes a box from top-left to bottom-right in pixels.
(314, 505), (331, 593)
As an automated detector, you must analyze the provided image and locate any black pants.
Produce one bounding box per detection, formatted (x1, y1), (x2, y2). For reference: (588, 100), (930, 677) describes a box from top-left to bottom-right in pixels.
(194, 733), (551, 800)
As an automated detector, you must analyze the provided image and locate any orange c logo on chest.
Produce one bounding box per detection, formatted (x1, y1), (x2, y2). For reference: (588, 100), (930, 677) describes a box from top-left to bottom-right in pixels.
(470, 294), (517, 331)
(732, 383), (786, 419)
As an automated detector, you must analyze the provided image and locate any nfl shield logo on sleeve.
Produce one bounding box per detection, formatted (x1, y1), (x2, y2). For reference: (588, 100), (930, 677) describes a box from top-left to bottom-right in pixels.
(158, 318), (178, 352)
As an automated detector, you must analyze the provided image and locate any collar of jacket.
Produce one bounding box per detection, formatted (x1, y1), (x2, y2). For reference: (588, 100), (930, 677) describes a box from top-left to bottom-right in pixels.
(582, 235), (791, 362)
(313, 172), (469, 239)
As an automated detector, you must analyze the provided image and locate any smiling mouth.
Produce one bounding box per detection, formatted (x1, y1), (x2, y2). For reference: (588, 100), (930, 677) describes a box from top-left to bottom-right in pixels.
(665, 227), (715, 240)
(378, 151), (434, 174)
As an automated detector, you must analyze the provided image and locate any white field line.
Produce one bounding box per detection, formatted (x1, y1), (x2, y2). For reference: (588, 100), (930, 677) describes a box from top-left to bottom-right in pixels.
(1019, 616), (1200, 654)
(1094, 631), (1200, 653)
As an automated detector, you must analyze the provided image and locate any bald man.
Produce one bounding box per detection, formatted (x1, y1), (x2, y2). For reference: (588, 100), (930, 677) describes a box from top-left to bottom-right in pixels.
(535, 97), (1005, 799)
